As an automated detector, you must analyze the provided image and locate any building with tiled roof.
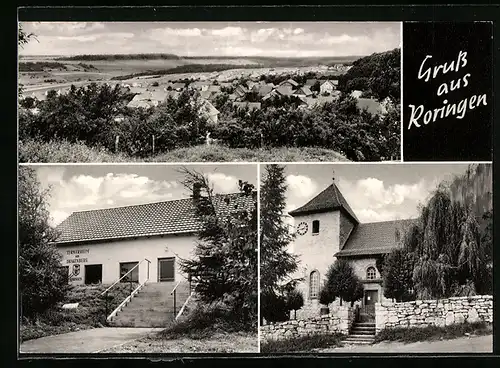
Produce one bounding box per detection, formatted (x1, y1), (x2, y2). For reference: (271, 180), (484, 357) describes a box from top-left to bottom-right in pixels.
(288, 177), (415, 320)
(54, 190), (255, 286)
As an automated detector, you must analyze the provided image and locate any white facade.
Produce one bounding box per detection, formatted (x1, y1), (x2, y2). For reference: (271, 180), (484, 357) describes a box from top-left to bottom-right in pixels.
(57, 234), (197, 286)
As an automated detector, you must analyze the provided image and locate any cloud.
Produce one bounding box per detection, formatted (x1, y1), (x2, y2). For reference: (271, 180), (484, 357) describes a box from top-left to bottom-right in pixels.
(19, 22), (401, 57)
(211, 27), (245, 37)
(286, 175), (318, 199)
(337, 177), (437, 223)
(36, 170), (178, 226)
(207, 173), (239, 193)
(148, 27), (202, 39)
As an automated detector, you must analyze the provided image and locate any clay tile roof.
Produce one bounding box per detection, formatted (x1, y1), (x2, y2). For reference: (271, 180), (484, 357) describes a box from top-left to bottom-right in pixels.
(54, 192), (256, 245)
(288, 183), (359, 223)
(335, 218), (417, 257)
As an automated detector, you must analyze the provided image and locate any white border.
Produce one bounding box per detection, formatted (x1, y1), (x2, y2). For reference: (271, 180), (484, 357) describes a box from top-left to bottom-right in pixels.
(256, 163), (261, 353)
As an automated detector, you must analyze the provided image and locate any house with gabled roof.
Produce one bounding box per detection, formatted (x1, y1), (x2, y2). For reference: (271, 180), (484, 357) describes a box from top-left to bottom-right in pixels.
(319, 80), (337, 95)
(294, 86), (313, 97)
(54, 189), (256, 286)
(288, 177), (415, 320)
(279, 79), (299, 89)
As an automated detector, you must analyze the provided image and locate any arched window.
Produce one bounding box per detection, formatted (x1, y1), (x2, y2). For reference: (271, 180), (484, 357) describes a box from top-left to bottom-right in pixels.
(309, 270), (320, 299)
(312, 220), (320, 234)
(366, 266), (377, 280)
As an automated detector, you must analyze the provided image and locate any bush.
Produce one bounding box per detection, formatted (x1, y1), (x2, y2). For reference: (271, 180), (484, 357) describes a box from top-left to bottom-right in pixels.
(374, 321), (492, 344)
(261, 333), (344, 353)
(157, 302), (255, 340)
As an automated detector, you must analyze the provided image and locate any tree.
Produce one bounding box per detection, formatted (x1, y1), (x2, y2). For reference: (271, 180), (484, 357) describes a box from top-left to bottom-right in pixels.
(177, 167), (257, 328)
(285, 288), (304, 320)
(383, 248), (416, 302)
(260, 165), (300, 323)
(18, 24), (38, 98)
(323, 259), (364, 307)
(18, 167), (69, 320)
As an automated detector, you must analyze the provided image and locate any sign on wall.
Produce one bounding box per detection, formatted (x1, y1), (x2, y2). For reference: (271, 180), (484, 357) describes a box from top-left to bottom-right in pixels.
(66, 249), (90, 264)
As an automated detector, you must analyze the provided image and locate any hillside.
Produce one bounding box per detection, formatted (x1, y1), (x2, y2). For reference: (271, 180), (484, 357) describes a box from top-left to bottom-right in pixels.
(338, 48), (401, 103)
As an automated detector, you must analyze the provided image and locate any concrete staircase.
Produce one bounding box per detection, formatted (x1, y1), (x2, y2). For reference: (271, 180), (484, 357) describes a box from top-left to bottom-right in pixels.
(343, 322), (376, 345)
(108, 281), (191, 327)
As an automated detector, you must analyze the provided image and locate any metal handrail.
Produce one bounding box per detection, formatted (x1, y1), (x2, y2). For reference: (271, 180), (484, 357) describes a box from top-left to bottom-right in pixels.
(170, 280), (181, 295)
(101, 258), (151, 296)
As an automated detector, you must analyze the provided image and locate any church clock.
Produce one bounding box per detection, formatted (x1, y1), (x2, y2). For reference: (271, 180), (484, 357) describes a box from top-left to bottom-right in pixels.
(296, 222), (308, 235)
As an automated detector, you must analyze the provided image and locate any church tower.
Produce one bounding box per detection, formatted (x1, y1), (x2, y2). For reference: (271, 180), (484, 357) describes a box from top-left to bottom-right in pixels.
(288, 173), (359, 318)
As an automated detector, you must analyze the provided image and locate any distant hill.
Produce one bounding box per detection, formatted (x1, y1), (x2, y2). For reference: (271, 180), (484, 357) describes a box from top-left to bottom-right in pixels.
(55, 53), (182, 61)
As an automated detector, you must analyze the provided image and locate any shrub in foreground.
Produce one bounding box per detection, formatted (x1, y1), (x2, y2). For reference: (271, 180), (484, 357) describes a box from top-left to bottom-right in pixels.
(260, 333), (344, 353)
(157, 303), (256, 340)
(374, 321), (492, 344)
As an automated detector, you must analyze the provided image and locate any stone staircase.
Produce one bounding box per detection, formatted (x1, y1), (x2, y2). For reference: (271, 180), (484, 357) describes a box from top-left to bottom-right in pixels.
(343, 321), (376, 345)
(108, 281), (191, 327)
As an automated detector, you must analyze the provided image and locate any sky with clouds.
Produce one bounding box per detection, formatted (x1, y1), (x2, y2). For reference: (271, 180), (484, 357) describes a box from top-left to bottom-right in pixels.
(19, 22), (401, 57)
(33, 164), (257, 227)
(278, 163), (471, 224)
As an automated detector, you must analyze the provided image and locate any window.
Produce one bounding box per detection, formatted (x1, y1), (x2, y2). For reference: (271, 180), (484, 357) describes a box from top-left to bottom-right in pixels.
(312, 220), (320, 235)
(309, 271), (320, 299)
(120, 262), (139, 283)
(366, 266), (377, 280)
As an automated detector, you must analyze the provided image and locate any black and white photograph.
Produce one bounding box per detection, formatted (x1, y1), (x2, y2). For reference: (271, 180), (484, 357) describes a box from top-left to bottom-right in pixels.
(18, 21), (401, 163)
(259, 163), (492, 353)
(18, 164), (258, 354)
(16, 8), (496, 360)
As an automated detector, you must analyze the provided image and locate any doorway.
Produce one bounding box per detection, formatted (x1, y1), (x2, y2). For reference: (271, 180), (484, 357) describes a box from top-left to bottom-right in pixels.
(158, 257), (175, 282)
(85, 264), (102, 284)
(357, 289), (378, 322)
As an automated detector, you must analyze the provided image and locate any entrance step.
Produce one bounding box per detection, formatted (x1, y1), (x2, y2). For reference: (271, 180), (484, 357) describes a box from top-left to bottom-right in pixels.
(108, 281), (191, 328)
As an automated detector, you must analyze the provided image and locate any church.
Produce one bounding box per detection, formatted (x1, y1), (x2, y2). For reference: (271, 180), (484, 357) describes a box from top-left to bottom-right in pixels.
(288, 176), (414, 319)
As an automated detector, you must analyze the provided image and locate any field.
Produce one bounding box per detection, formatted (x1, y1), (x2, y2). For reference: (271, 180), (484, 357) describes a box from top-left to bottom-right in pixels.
(19, 139), (351, 163)
(19, 54), (357, 90)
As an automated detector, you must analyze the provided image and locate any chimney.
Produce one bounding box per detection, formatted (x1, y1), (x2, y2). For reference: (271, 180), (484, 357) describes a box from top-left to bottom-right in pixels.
(192, 183), (202, 200)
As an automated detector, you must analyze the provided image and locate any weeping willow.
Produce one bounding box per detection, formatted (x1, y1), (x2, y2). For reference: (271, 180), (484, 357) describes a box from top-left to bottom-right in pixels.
(403, 188), (486, 299)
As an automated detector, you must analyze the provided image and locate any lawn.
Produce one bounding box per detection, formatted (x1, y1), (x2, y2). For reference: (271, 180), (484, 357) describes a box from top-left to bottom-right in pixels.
(374, 321), (493, 344)
(20, 283), (137, 342)
(260, 333), (345, 353)
(98, 332), (258, 353)
(19, 139), (350, 163)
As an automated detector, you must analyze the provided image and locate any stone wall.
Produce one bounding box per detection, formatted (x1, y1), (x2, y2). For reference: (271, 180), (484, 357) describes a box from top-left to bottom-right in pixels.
(375, 295), (493, 333)
(261, 305), (355, 342)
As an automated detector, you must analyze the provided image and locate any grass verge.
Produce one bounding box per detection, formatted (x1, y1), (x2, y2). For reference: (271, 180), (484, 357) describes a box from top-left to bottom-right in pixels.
(260, 333), (345, 353)
(20, 283), (137, 342)
(155, 303), (256, 340)
(374, 322), (492, 344)
(19, 139), (350, 163)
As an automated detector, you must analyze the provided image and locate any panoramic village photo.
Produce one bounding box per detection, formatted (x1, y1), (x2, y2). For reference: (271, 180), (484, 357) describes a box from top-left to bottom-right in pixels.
(18, 21), (401, 163)
(18, 164), (258, 353)
(259, 163), (493, 353)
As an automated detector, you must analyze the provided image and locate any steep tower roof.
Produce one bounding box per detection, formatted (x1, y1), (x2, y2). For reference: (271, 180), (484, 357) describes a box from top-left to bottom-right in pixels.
(288, 182), (359, 223)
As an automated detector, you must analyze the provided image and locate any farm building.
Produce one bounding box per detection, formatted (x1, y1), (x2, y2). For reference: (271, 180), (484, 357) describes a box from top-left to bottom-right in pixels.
(294, 86), (313, 97)
(319, 80), (337, 95)
(279, 79), (299, 90)
(53, 188), (256, 287)
(288, 178), (415, 320)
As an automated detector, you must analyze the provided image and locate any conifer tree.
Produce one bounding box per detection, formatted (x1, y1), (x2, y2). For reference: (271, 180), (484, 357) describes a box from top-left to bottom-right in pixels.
(260, 164), (300, 322)
(177, 167), (257, 327)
